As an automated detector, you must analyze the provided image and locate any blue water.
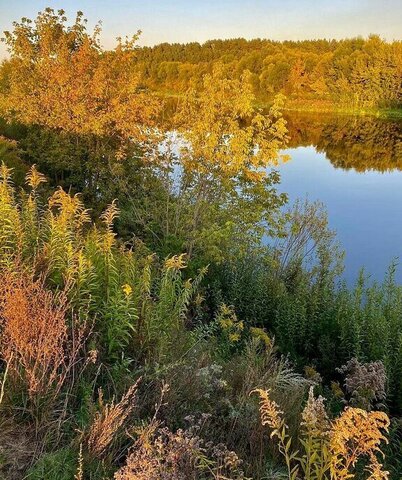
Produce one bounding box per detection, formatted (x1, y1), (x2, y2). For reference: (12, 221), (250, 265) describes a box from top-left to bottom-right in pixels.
(279, 145), (402, 284)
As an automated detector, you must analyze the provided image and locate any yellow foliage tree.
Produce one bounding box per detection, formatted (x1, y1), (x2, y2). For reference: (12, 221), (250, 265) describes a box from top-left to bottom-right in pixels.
(174, 63), (288, 183)
(0, 8), (160, 155)
(171, 64), (288, 258)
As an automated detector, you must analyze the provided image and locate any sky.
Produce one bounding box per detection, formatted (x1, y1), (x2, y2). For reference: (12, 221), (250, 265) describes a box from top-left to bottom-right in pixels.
(0, 0), (401, 58)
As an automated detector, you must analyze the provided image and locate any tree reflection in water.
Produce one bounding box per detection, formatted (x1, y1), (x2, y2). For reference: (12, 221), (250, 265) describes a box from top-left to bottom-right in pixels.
(284, 112), (402, 172)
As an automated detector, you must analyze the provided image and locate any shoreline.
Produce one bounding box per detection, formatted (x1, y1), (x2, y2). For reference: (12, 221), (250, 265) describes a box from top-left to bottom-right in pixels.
(258, 102), (402, 120)
(156, 91), (402, 120)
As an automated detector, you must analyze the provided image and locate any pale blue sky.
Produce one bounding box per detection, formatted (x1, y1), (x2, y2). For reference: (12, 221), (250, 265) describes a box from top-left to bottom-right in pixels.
(1, 0), (401, 58)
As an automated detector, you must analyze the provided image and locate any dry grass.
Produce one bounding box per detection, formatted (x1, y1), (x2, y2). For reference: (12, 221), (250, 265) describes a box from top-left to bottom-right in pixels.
(0, 268), (86, 403)
(115, 424), (245, 480)
(87, 380), (140, 458)
(0, 418), (39, 480)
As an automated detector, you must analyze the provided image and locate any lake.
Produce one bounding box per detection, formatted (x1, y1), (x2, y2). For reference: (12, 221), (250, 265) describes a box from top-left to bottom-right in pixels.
(280, 112), (402, 284)
(1, 110), (401, 284)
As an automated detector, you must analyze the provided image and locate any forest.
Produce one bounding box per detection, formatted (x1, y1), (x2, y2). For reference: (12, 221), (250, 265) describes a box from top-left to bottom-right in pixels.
(0, 8), (401, 480)
(135, 37), (402, 113)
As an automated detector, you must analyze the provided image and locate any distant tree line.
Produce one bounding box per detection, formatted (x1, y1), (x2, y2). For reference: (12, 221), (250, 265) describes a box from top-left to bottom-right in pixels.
(135, 36), (402, 110)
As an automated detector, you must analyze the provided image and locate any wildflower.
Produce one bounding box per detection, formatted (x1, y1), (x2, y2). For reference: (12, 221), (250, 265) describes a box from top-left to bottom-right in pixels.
(229, 332), (241, 343)
(251, 389), (283, 432)
(301, 387), (330, 437)
(337, 358), (387, 409)
(88, 349), (98, 364)
(0, 271), (84, 398)
(87, 380), (140, 458)
(330, 408), (390, 480)
(220, 304), (233, 316)
(74, 444), (84, 480)
(195, 293), (204, 306)
(122, 284), (132, 296)
(101, 200), (120, 230)
(217, 303), (236, 329)
(250, 327), (272, 347)
(219, 318), (234, 329)
(164, 253), (187, 270)
(26, 164), (47, 190)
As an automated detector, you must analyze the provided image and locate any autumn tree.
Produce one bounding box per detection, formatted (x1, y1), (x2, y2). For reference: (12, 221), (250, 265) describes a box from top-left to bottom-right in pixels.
(1, 8), (160, 143)
(165, 64), (289, 261)
(0, 8), (162, 200)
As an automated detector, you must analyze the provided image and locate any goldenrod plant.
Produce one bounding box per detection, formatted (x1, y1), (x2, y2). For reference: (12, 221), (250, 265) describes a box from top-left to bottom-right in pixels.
(253, 387), (390, 480)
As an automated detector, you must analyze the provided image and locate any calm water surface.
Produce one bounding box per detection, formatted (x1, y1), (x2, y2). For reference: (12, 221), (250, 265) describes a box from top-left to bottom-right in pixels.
(280, 113), (402, 283)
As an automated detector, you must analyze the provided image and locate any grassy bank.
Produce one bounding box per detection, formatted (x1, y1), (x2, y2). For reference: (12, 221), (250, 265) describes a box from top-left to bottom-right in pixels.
(255, 99), (402, 119)
(160, 93), (402, 119)
(283, 105), (402, 119)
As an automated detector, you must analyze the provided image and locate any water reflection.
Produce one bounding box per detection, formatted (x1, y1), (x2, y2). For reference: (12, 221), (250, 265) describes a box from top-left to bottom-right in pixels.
(279, 113), (402, 283)
(1, 111), (401, 282)
(284, 112), (402, 172)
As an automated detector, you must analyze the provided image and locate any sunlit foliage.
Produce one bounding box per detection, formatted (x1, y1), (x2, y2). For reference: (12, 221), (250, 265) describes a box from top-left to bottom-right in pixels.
(0, 8), (160, 148)
(174, 64), (288, 182)
(254, 387), (390, 480)
(136, 36), (402, 111)
(163, 64), (289, 260)
(0, 7), (400, 479)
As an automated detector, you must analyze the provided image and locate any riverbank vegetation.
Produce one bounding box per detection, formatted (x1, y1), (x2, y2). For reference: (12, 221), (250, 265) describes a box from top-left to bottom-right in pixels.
(0, 8), (401, 480)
